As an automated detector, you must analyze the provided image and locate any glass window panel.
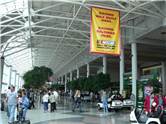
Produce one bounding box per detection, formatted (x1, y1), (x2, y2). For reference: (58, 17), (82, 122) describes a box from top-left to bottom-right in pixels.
(6, 2), (15, 13)
(11, 70), (16, 85)
(1, 84), (8, 94)
(2, 64), (10, 85)
(0, 0), (27, 16)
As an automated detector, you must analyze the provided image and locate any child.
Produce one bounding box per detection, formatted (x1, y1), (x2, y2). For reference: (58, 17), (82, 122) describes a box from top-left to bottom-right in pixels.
(21, 90), (29, 121)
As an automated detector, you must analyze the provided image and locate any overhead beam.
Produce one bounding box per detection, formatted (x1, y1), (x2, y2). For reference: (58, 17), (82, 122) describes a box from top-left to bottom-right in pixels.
(55, 0), (160, 18)
(70, 27), (89, 39)
(127, 1), (164, 18)
(35, 2), (64, 13)
(0, 26), (25, 37)
(121, 1), (154, 20)
(112, 0), (126, 9)
(34, 13), (89, 23)
(4, 15), (25, 25)
(4, 47), (28, 57)
(0, 15), (24, 25)
(34, 13), (146, 31)
(137, 39), (166, 47)
(48, 0), (87, 66)
(0, 25), (24, 28)
(33, 25), (89, 34)
(1, 43), (27, 53)
(33, 34), (88, 42)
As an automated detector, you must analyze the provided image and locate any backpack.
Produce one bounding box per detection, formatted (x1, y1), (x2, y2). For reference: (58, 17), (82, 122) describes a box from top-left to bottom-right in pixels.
(22, 96), (30, 108)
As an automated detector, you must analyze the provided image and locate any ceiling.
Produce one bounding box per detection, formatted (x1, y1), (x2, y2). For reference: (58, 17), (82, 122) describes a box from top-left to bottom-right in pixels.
(0, 0), (166, 76)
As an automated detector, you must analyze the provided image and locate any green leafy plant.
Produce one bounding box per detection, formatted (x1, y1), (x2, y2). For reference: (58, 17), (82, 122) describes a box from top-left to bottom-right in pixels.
(51, 83), (64, 90)
(67, 73), (110, 92)
(23, 66), (53, 89)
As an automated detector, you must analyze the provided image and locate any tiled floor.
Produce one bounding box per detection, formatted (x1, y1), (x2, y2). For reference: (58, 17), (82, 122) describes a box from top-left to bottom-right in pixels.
(0, 102), (130, 124)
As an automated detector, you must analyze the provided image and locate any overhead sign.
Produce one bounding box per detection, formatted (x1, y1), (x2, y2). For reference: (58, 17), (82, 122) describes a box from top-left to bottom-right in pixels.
(90, 7), (120, 55)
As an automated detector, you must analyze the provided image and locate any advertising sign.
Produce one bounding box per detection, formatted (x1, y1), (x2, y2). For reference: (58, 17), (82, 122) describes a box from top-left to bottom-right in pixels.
(90, 7), (120, 55)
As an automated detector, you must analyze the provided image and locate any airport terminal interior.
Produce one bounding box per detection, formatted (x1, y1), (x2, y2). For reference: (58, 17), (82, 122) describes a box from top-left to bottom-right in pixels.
(1, 0), (166, 124)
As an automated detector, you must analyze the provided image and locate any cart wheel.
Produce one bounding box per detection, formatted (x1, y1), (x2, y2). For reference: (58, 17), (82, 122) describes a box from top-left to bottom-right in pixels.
(97, 105), (101, 110)
(148, 122), (158, 124)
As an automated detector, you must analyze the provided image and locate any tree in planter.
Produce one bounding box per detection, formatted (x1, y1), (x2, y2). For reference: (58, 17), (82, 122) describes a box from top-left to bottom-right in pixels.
(23, 66), (53, 89)
(67, 80), (79, 90)
(93, 73), (110, 92)
(51, 84), (64, 91)
(67, 73), (111, 92)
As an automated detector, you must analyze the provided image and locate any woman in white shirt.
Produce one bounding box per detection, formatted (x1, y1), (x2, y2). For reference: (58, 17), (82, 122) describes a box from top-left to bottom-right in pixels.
(42, 92), (49, 112)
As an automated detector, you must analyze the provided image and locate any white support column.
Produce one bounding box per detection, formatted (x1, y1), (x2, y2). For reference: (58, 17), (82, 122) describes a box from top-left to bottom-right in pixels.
(14, 70), (17, 87)
(16, 73), (19, 89)
(60, 76), (62, 84)
(9, 65), (12, 86)
(65, 74), (67, 92)
(58, 77), (61, 84)
(62, 76), (64, 84)
(161, 62), (166, 95)
(131, 43), (137, 100)
(120, 47), (124, 94)
(103, 55), (107, 74)
(77, 67), (79, 79)
(70, 71), (73, 81)
(18, 76), (20, 88)
(87, 63), (90, 77)
(57, 78), (58, 84)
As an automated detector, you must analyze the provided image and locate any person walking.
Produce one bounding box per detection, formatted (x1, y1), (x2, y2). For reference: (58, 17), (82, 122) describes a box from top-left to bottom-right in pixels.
(6, 85), (17, 124)
(53, 90), (59, 110)
(6, 86), (11, 118)
(21, 90), (29, 121)
(42, 91), (49, 112)
(49, 92), (56, 112)
(144, 93), (155, 114)
(101, 90), (108, 113)
(72, 89), (82, 112)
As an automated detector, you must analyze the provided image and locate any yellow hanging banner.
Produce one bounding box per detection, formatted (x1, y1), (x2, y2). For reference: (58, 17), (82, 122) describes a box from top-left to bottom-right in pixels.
(90, 7), (120, 55)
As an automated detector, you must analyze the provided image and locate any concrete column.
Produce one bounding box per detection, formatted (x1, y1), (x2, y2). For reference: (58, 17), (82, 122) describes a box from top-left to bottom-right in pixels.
(61, 76), (63, 84)
(0, 57), (4, 86)
(9, 65), (12, 86)
(103, 55), (107, 74)
(57, 78), (59, 84)
(120, 47), (124, 94)
(59, 77), (61, 84)
(59, 77), (60, 84)
(77, 67), (79, 79)
(0, 57), (4, 109)
(70, 71), (73, 81)
(14, 70), (17, 87)
(16, 73), (19, 89)
(18, 76), (20, 88)
(161, 62), (166, 95)
(87, 63), (90, 77)
(131, 43), (137, 99)
(65, 74), (67, 92)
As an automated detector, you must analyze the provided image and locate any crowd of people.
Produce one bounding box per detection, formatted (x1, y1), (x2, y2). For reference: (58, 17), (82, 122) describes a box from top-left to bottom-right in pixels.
(42, 90), (59, 112)
(3, 84), (166, 123)
(1, 85), (60, 124)
(144, 92), (166, 115)
(5, 85), (29, 124)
